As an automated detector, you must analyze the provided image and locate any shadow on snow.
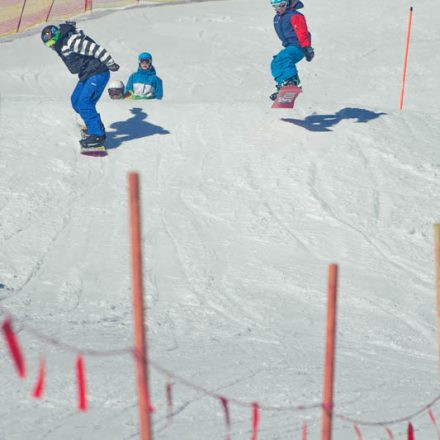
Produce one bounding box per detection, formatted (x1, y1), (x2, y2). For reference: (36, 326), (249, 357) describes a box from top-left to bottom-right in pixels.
(105, 107), (170, 149)
(282, 107), (387, 132)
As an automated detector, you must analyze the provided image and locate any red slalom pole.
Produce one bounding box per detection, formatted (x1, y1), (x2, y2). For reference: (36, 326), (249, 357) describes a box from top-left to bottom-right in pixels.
(129, 172), (153, 440)
(400, 7), (413, 110)
(407, 422), (414, 440)
(76, 355), (87, 411)
(321, 264), (338, 440)
(32, 358), (46, 399)
(2, 317), (26, 377)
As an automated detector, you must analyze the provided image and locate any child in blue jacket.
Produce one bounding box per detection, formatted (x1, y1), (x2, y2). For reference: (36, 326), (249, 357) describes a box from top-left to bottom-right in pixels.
(125, 52), (163, 100)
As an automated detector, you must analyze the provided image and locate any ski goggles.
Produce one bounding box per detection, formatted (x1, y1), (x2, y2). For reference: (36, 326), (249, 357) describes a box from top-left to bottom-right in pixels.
(272, 1), (288, 11)
(43, 32), (60, 47)
(139, 58), (151, 65)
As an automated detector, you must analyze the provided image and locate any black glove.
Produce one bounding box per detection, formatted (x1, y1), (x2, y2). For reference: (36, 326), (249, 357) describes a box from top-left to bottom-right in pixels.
(303, 46), (314, 62)
(108, 63), (120, 72)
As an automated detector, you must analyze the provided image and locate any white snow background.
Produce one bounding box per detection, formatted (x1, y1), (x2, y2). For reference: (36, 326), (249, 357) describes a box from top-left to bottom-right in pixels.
(1, 0), (440, 438)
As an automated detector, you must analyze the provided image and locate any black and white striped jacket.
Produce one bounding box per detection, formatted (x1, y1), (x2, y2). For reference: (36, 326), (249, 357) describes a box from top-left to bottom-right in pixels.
(53, 23), (116, 82)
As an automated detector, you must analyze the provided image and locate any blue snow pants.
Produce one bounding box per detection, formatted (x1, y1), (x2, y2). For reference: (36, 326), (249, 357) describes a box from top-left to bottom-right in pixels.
(271, 45), (305, 85)
(71, 71), (110, 136)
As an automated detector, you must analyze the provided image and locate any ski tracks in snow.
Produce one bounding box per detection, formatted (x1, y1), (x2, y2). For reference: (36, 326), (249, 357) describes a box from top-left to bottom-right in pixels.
(0, 97), (110, 311)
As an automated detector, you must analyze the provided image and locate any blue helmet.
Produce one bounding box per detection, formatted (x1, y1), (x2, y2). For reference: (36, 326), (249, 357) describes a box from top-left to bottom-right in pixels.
(270, 0), (288, 5)
(138, 52), (152, 62)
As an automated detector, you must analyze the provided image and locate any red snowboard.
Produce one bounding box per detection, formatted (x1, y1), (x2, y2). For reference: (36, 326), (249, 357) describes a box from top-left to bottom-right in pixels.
(271, 85), (302, 109)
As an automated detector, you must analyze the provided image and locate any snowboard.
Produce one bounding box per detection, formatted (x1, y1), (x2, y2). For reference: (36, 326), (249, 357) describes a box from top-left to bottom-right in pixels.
(80, 144), (107, 157)
(79, 126), (107, 157)
(271, 84), (302, 109)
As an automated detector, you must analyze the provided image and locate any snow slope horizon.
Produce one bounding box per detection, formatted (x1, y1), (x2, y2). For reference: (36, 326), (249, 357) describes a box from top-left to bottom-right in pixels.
(1, 0), (440, 439)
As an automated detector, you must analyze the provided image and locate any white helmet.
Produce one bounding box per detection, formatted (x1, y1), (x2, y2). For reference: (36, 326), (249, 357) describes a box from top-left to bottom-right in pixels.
(109, 80), (124, 89)
(108, 80), (125, 99)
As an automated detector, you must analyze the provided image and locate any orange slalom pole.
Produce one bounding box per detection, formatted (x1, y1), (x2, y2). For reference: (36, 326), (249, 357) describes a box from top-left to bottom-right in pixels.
(399, 7), (413, 110)
(321, 264), (338, 440)
(435, 225), (440, 376)
(129, 172), (153, 440)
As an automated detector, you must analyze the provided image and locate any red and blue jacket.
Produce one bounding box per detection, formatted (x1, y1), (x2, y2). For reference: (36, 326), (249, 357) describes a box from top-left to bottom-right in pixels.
(273, 3), (311, 49)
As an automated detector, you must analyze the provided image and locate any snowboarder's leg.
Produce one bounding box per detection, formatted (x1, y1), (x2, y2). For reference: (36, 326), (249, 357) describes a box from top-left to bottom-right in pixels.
(76, 71), (110, 137)
(71, 80), (85, 117)
(270, 46), (305, 85)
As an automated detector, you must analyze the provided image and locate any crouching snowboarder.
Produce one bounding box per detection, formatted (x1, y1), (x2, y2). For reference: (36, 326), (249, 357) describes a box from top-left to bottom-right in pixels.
(41, 22), (120, 149)
(269, 0), (314, 101)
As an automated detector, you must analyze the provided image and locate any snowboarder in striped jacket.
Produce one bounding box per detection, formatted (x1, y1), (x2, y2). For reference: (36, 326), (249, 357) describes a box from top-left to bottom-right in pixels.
(41, 22), (120, 148)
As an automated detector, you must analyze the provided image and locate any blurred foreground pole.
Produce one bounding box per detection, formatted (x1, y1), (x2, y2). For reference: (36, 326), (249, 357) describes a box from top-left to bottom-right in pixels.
(321, 264), (338, 440)
(129, 172), (153, 440)
(400, 7), (413, 110)
(435, 225), (440, 377)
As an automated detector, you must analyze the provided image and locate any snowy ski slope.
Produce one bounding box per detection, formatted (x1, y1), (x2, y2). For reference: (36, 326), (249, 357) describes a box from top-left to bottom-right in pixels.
(1, 0), (440, 438)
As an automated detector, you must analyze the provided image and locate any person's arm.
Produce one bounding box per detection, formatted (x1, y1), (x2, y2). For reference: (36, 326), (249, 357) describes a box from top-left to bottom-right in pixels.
(64, 31), (117, 68)
(154, 77), (163, 100)
(290, 14), (314, 61)
(290, 14), (310, 48)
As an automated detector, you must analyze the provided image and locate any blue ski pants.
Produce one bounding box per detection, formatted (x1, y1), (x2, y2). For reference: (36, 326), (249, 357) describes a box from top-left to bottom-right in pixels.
(71, 71), (110, 136)
(271, 45), (305, 85)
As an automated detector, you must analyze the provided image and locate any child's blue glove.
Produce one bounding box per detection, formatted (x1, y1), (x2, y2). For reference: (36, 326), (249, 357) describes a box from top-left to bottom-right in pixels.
(303, 46), (314, 62)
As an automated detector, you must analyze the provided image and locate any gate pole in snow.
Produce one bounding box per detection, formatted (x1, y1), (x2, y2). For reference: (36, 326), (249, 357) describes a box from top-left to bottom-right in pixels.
(435, 225), (440, 376)
(16, 0), (28, 33)
(400, 7), (413, 110)
(45, 0), (56, 22)
(321, 264), (338, 440)
(129, 172), (153, 440)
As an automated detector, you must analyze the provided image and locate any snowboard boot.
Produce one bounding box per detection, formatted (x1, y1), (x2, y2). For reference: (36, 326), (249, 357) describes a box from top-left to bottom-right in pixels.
(80, 125), (88, 140)
(270, 75), (302, 101)
(80, 134), (106, 149)
(282, 74), (301, 88)
(81, 122), (105, 140)
(270, 84), (282, 101)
